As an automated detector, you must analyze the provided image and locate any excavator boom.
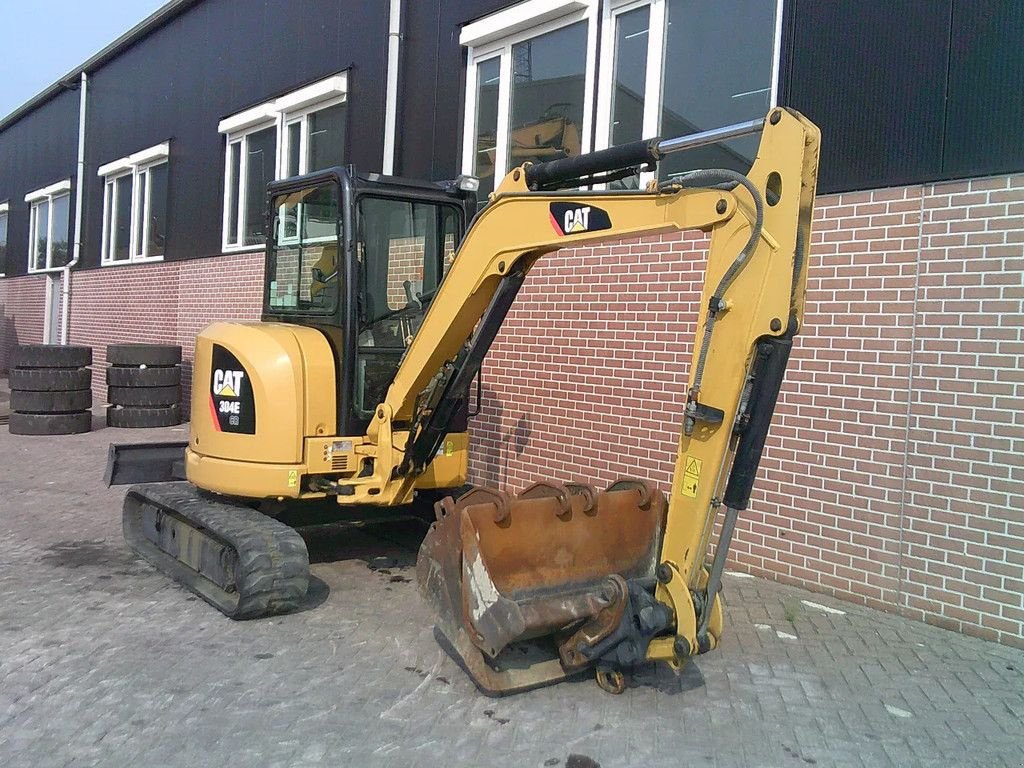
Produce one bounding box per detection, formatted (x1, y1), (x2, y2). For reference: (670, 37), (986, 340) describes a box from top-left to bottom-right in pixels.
(410, 108), (820, 694)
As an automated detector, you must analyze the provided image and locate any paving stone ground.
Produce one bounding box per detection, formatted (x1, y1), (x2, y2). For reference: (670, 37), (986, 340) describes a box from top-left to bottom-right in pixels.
(1, 419), (1022, 768)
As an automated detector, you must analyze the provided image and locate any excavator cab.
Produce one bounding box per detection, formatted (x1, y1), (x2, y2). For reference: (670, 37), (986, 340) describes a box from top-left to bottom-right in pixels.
(170, 167), (477, 503)
(261, 168), (478, 437)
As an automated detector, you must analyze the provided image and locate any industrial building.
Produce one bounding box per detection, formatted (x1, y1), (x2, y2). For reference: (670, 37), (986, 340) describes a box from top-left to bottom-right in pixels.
(0, 0), (1020, 648)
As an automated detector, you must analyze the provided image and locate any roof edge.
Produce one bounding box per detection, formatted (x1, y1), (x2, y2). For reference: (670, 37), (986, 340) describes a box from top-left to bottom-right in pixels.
(0, 0), (201, 133)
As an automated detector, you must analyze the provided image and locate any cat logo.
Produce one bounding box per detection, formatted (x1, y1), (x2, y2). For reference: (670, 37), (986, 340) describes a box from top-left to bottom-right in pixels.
(563, 206), (591, 233)
(213, 369), (245, 398)
(549, 202), (612, 236)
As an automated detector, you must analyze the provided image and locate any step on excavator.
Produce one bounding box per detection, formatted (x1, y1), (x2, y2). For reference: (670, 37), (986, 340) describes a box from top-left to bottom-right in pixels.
(108, 108), (819, 694)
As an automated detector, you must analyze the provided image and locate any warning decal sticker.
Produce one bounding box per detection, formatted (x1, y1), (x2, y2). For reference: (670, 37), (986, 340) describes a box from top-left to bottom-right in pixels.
(681, 455), (703, 498)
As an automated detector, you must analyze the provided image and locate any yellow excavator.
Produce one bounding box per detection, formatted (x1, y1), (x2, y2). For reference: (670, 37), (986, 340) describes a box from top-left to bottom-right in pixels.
(108, 108), (819, 695)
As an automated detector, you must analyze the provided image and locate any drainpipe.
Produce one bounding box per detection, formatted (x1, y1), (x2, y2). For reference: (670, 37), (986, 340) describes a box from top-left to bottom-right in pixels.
(61, 70), (88, 345)
(382, 0), (402, 175)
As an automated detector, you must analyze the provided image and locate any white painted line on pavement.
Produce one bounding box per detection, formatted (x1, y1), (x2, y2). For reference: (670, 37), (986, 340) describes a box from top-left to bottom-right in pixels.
(885, 704), (913, 718)
(801, 599), (846, 615)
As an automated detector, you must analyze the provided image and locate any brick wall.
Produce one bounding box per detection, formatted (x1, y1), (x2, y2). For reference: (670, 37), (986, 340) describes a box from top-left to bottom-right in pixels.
(0, 275), (46, 372)
(18, 252), (264, 405)
(468, 173), (1024, 649)
(0, 175), (1020, 648)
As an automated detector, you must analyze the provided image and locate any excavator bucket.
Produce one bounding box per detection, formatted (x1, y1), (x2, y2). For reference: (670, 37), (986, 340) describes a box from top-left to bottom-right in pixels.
(416, 479), (666, 695)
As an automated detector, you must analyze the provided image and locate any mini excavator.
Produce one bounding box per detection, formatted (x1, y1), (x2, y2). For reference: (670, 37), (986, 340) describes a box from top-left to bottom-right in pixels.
(108, 108), (819, 695)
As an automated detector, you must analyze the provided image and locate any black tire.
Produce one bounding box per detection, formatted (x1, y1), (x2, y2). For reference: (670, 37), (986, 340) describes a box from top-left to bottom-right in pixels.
(107, 403), (181, 428)
(107, 344), (182, 367)
(106, 365), (181, 387)
(108, 385), (181, 407)
(9, 411), (92, 435)
(10, 389), (92, 414)
(12, 344), (92, 369)
(9, 368), (92, 392)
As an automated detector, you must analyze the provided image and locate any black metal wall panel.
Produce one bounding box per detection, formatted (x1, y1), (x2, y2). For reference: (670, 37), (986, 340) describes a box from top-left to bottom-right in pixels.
(943, 0), (1024, 178)
(0, 90), (80, 277)
(79, 0), (389, 269)
(397, 0), (518, 181)
(4, 0), (1023, 276)
(786, 0), (952, 193)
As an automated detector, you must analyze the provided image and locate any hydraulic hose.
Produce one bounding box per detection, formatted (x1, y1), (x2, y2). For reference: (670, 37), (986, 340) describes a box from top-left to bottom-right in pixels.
(663, 170), (765, 418)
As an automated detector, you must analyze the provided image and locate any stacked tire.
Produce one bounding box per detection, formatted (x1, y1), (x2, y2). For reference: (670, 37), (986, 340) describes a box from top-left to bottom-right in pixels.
(106, 344), (183, 428)
(8, 344), (93, 435)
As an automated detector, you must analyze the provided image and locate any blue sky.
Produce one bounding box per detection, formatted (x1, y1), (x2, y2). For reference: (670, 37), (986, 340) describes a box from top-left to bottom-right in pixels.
(0, 0), (166, 118)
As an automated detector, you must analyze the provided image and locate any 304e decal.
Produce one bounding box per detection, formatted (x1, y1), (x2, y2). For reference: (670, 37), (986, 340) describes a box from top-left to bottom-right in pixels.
(549, 202), (612, 236)
(209, 344), (256, 434)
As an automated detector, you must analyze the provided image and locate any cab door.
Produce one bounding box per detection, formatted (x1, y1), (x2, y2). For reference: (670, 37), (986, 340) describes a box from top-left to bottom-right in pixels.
(350, 193), (464, 432)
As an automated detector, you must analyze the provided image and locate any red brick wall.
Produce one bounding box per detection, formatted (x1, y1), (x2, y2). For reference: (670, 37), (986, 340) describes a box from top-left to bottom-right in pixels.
(61, 252), (263, 404)
(0, 275), (46, 372)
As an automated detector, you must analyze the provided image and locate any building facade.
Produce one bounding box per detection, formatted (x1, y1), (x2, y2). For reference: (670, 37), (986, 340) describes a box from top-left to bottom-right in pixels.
(0, 0), (1021, 648)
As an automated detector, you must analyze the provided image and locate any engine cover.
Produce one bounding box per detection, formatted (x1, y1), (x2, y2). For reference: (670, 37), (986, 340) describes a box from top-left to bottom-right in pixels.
(186, 321), (336, 497)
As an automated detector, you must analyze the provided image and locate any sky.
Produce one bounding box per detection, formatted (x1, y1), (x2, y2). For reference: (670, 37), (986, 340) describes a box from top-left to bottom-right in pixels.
(0, 0), (167, 119)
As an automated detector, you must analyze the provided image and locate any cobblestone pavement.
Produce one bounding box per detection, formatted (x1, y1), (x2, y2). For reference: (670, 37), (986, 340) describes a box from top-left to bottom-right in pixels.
(1, 422), (1022, 768)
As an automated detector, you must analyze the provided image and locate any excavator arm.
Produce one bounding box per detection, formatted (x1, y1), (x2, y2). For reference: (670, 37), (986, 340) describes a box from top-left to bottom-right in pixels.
(404, 108), (819, 694)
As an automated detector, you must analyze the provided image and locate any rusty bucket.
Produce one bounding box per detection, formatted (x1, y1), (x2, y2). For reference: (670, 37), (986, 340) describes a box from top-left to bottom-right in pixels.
(416, 478), (666, 695)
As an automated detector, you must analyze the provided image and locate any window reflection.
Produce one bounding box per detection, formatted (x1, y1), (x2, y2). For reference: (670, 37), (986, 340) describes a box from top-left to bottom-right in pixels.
(659, 0), (775, 178)
(509, 21), (587, 170)
(474, 58), (501, 197)
(244, 126), (275, 246)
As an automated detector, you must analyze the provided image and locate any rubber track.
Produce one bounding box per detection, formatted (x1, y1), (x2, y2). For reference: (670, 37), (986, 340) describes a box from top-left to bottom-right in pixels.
(10, 388), (92, 413)
(107, 404), (181, 428)
(107, 344), (182, 367)
(108, 385), (181, 407)
(9, 411), (92, 435)
(107, 365), (181, 387)
(12, 344), (92, 369)
(123, 482), (309, 619)
(9, 368), (91, 392)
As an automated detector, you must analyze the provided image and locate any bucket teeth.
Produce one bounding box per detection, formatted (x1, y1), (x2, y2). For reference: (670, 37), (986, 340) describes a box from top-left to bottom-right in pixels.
(416, 478), (666, 695)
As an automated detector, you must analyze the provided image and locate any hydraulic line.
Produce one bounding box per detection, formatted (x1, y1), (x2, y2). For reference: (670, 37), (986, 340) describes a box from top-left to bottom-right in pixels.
(662, 169), (765, 434)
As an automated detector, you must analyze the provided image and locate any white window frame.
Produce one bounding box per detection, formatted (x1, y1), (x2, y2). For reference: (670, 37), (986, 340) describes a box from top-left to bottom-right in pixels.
(594, 0), (784, 187)
(280, 95), (347, 179)
(98, 142), (170, 265)
(594, 0), (666, 188)
(219, 73), (348, 253)
(221, 122), (276, 253)
(0, 201), (9, 277)
(24, 180), (71, 274)
(460, 0), (600, 189)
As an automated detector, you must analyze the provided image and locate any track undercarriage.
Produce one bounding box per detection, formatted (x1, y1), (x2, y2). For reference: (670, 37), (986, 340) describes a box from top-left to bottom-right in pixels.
(122, 483), (311, 618)
(121, 480), (448, 620)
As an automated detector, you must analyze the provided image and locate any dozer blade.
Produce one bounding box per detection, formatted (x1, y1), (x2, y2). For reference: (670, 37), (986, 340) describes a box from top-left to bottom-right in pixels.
(416, 479), (666, 695)
(123, 482), (310, 619)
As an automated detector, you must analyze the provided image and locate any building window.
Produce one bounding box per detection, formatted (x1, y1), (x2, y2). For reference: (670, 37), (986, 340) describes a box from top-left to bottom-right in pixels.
(0, 202), (8, 277)
(461, 0), (599, 197)
(596, 0), (782, 186)
(462, 0), (781, 194)
(99, 142), (169, 265)
(24, 181), (71, 273)
(219, 73), (348, 253)
(223, 125), (276, 249)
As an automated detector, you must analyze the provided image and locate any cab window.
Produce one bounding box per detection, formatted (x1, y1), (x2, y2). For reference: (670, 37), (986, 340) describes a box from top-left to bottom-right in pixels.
(354, 197), (460, 417)
(266, 183), (341, 313)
